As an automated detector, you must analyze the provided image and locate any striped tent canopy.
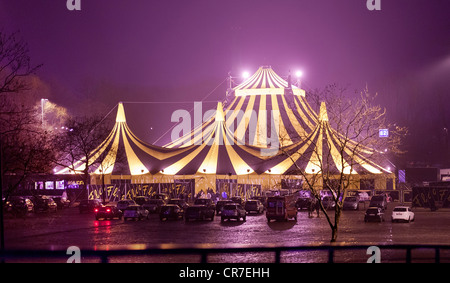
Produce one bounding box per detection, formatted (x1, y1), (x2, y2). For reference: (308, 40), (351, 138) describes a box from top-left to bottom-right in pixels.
(261, 102), (393, 176)
(54, 66), (392, 179)
(165, 66), (318, 149)
(55, 102), (266, 176)
(160, 102), (266, 175)
(54, 103), (199, 176)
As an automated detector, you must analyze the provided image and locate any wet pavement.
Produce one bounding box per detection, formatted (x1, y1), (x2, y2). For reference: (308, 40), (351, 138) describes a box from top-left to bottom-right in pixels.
(3, 202), (450, 262)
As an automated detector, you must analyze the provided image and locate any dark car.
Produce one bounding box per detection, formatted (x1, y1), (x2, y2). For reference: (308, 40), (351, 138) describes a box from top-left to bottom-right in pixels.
(143, 199), (165, 213)
(369, 195), (388, 210)
(34, 196), (58, 213)
(295, 197), (313, 211)
(159, 204), (184, 221)
(221, 203), (246, 222)
(134, 196), (150, 206)
(194, 198), (216, 211)
(95, 205), (123, 220)
(216, 200), (233, 215)
(167, 198), (189, 210)
(245, 200), (264, 214)
(364, 207), (385, 222)
(185, 205), (215, 222)
(231, 196), (244, 206)
(252, 196), (267, 208)
(79, 199), (102, 214)
(52, 196), (71, 209)
(7, 196), (34, 216)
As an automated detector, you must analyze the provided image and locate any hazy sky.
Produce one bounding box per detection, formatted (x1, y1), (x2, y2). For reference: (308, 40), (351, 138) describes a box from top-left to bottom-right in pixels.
(1, 0), (450, 164)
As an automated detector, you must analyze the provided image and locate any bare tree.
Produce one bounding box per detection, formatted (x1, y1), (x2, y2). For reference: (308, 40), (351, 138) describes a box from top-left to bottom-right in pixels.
(53, 115), (114, 198)
(0, 31), (42, 94)
(0, 95), (55, 198)
(282, 85), (407, 242)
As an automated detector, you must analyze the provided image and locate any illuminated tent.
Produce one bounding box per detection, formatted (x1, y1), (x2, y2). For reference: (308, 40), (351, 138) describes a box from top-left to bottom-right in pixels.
(261, 102), (394, 186)
(54, 103), (199, 176)
(55, 66), (395, 193)
(165, 66), (318, 149)
(55, 102), (266, 177)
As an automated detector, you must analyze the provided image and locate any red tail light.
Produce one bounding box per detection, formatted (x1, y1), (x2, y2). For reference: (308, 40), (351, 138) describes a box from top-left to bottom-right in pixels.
(94, 208), (99, 213)
(106, 208), (111, 213)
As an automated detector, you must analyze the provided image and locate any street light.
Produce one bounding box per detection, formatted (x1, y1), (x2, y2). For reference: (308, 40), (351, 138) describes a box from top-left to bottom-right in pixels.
(295, 70), (303, 88)
(41, 98), (48, 126)
(242, 71), (250, 79)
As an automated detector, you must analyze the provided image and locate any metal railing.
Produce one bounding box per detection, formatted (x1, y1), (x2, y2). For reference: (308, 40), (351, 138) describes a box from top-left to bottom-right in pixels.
(1, 244), (450, 263)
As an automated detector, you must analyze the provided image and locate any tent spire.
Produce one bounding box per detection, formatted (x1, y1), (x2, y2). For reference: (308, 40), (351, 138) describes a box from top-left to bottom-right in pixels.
(319, 102), (328, 122)
(116, 102), (126, 123)
(215, 102), (225, 122)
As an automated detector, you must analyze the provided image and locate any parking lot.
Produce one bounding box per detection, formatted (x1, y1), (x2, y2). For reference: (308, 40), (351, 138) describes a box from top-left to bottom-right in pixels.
(3, 201), (450, 262)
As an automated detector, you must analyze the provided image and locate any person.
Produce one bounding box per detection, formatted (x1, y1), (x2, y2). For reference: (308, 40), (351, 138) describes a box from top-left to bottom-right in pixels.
(315, 198), (320, 217)
(308, 198), (315, 218)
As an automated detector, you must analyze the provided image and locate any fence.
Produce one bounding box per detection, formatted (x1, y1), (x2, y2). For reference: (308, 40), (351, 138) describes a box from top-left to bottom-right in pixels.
(1, 243), (450, 263)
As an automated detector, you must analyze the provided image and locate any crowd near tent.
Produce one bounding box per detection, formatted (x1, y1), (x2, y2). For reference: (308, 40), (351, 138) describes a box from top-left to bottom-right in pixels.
(54, 66), (395, 201)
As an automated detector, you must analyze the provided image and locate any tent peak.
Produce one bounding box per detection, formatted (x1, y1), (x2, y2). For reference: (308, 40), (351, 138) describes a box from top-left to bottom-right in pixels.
(319, 102), (328, 122)
(116, 102), (126, 123)
(215, 101), (225, 122)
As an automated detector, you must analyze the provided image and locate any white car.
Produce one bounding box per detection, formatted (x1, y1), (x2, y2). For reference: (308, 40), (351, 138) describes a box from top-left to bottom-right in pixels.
(123, 205), (149, 221)
(391, 206), (415, 223)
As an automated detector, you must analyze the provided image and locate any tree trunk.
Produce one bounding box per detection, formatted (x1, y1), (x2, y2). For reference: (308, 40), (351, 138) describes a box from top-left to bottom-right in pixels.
(330, 206), (341, 243)
(330, 225), (338, 242)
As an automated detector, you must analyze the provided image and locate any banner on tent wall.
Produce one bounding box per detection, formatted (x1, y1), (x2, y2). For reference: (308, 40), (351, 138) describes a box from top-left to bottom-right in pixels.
(215, 179), (262, 200)
(89, 180), (195, 202)
(412, 186), (450, 208)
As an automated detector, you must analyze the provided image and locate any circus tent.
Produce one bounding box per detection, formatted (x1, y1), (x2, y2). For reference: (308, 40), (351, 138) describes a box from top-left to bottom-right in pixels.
(54, 66), (395, 196)
(260, 102), (393, 176)
(165, 66), (318, 149)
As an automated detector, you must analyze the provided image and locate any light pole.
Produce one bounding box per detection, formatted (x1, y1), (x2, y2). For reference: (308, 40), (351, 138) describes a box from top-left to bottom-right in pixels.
(41, 98), (48, 126)
(295, 70), (303, 88)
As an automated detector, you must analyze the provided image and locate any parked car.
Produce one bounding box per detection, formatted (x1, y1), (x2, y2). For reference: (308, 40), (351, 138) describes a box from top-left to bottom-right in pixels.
(321, 196), (336, 210)
(364, 207), (385, 222)
(151, 193), (170, 202)
(7, 196), (34, 213)
(295, 197), (313, 211)
(123, 205), (149, 221)
(343, 196), (360, 210)
(369, 195), (388, 210)
(391, 206), (415, 223)
(356, 190), (371, 202)
(143, 199), (165, 214)
(134, 196), (150, 206)
(52, 196), (71, 209)
(79, 199), (102, 214)
(245, 200), (264, 214)
(216, 200), (233, 215)
(185, 205), (215, 222)
(231, 196), (244, 206)
(253, 196), (267, 207)
(221, 203), (246, 222)
(194, 198), (216, 211)
(160, 204), (184, 221)
(117, 199), (137, 211)
(266, 195), (298, 222)
(34, 196), (58, 213)
(167, 198), (189, 210)
(95, 205), (123, 220)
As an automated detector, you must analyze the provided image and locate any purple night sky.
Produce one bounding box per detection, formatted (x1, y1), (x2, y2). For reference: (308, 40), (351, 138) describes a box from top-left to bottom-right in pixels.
(1, 0), (450, 165)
